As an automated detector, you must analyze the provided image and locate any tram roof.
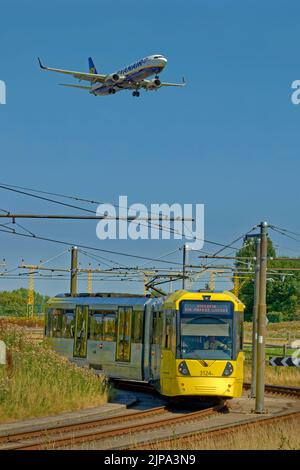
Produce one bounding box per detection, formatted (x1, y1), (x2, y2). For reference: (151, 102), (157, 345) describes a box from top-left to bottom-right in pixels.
(47, 293), (160, 308)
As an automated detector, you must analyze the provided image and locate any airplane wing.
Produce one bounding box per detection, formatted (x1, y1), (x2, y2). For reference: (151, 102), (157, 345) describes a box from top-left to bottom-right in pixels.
(159, 81), (186, 87)
(59, 83), (92, 90)
(38, 58), (106, 83)
(159, 77), (186, 87)
(140, 77), (186, 90)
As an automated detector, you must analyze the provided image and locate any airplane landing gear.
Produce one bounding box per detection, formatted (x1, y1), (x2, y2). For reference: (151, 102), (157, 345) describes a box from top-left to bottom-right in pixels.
(132, 91), (140, 97)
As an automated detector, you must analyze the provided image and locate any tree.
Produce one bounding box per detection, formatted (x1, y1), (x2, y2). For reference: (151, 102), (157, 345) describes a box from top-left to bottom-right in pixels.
(233, 238), (300, 321)
(0, 289), (49, 317)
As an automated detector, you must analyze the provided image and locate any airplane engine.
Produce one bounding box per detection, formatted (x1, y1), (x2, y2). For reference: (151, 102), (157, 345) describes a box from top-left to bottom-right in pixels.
(105, 73), (123, 84)
(146, 78), (161, 90)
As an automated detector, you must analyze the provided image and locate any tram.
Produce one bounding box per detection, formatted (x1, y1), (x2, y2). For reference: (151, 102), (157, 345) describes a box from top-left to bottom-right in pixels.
(45, 290), (245, 398)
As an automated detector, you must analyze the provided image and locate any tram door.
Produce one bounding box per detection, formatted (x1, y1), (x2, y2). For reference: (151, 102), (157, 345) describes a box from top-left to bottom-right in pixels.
(150, 310), (162, 380)
(116, 307), (132, 362)
(73, 305), (89, 358)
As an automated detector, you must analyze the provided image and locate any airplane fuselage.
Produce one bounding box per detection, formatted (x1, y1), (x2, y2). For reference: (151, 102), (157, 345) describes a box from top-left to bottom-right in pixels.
(90, 55), (167, 96)
(38, 53), (184, 97)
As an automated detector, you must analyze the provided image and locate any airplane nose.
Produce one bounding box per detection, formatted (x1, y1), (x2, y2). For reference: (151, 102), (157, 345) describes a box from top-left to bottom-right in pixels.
(160, 57), (167, 67)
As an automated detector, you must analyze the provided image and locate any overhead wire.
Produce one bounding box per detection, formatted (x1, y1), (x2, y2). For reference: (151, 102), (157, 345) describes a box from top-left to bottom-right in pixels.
(0, 184), (207, 252)
(38, 249), (70, 265)
(0, 227), (186, 266)
(0, 183), (247, 251)
(269, 224), (300, 239)
(0, 211), (247, 266)
(0, 182), (277, 290)
(77, 249), (124, 269)
(269, 225), (300, 244)
(0, 185), (184, 240)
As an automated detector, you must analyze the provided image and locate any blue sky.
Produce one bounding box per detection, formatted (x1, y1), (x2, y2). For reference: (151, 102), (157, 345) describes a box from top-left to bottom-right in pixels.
(0, 0), (300, 296)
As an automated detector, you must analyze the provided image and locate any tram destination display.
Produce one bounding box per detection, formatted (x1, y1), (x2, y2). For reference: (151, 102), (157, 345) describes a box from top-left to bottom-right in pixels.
(181, 301), (233, 315)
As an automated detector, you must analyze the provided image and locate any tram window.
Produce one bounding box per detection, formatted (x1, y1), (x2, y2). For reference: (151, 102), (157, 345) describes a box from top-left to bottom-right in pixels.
(165, 315), (172, 349)
(103, 313), (116, 341)
(158, 314), (163, 342)
(170, 313), (176, 351)
(89, 311), (116, 341)
(132, 310), (143, 343)
(116, 307), (132, 362)
(61, 310), (75, 338)
(152, 312), (158, 344)
(151, 311), (163, 344)
(47, 309), (75, 338)
(180, 315), (233, 360)
(240, 316), (244, 350)
(236, 315), (244, 353)
(45, 310), (52, 336)
(89, 313), (103, 340)
(52, 309), (63, 338)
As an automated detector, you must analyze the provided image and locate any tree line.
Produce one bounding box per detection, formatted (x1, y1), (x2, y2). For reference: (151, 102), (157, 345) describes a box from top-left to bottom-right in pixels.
(235, 239), (300, 322)
(0, 288), (49, 317)
(1, 249), (299, 322)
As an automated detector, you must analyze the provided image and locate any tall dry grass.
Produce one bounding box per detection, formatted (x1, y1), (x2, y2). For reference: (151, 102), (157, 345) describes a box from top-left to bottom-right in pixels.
(0, 316), (44, 328)
(144, 417), (300, 450)
(243, 362), (300, 387)
(244, 321), (300, 342)
(0, 322), (108, 423)
(243, 321), (300, 386)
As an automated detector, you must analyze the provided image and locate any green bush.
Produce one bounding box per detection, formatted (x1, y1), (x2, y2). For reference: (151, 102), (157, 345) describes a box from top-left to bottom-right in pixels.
(267, 312), (284, 323)
(0, 288), (49, 317)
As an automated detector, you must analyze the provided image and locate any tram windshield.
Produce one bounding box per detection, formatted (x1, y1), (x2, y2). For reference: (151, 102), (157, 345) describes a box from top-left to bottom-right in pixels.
(179, 301), (234, 360)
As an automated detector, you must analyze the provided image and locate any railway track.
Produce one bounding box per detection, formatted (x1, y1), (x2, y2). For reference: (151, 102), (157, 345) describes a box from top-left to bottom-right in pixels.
(0, 403), (224, 450)
(130, 384), (300, 450)
(243, 382), (300, 399)
(133, 409), (300, 450)
(1, 383), (298, 450)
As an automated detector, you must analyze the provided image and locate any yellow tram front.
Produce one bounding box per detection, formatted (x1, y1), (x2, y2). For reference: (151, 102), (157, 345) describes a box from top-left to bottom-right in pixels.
(159, 291), (244, 398)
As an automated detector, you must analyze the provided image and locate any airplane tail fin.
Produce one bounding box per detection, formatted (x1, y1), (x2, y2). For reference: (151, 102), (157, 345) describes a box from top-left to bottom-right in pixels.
(88, 57), (98, 75)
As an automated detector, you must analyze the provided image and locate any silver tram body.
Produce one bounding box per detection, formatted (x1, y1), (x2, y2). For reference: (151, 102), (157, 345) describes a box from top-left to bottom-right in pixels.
(45, 290), (244, 398)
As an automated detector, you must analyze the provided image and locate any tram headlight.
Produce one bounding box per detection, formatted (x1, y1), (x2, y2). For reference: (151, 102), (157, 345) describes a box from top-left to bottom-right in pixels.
(222, 362), (234, 377)
(178, 361), (190, 376)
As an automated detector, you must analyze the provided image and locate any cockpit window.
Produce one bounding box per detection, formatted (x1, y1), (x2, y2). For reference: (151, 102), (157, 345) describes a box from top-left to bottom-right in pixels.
(154, 55), (162, 59)
(179, 301), (234, 360)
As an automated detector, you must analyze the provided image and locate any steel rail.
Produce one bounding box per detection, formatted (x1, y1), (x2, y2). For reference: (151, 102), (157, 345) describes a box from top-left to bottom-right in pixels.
(1, 385), (298, 450)
(0, 406), (167, 448)
(243, 382), (300, 399)
(1, 405), (222, 450)
(132, 409), (300, 450)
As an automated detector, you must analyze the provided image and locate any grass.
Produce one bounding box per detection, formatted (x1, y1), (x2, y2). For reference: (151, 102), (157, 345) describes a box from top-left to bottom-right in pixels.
(0, 320), (108, 423)
(243, 320), (300, 387)
(244, 321), (300, 343)
(243, 361), (300, 387)
(243, 346), (296, 362)
(142, 417), (300, 450)
(0, 316), (44, 328)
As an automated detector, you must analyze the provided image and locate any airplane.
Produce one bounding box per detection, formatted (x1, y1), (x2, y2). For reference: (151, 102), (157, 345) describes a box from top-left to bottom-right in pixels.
(38, 54), (185, 97)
